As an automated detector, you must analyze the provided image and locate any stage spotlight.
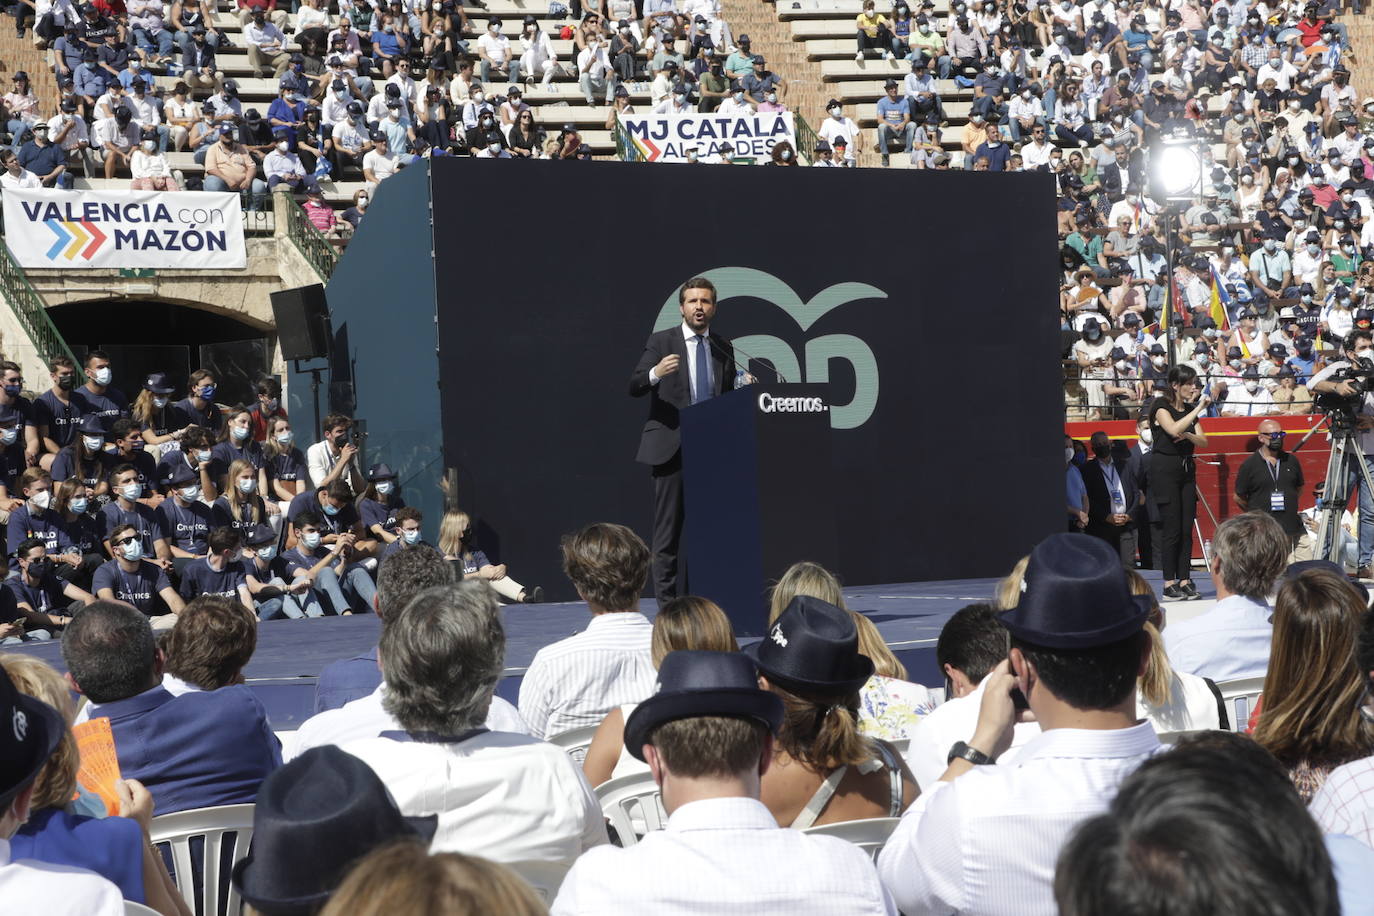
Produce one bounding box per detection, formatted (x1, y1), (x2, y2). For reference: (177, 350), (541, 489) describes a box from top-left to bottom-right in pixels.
(1151, 136), (1204, 204)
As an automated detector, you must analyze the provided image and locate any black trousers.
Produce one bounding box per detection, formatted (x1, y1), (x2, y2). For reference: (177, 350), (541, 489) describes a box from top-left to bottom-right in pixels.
(651, 452), (684, 603)
(1151, 453), (1196, 581)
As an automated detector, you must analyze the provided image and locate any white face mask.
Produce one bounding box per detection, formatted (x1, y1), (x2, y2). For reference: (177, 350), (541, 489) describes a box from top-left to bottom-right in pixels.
(237, 477), (257, 494)
(120, 482), (141, 501)
(1244, 381), (1259, 393)
(180, 484), (201, 502)
(141, 140), (155, 151)
(153, 395), (168, 408)
(1152, 355), (1166, 367)
(1065, 447), (1075, 462)
(1139, 428), (1152, 445)
(276, 140), (289, 151)
(488, 141), (502, 153)
(92, 367), (112, 386)
(276, 430), (293, 444)
(29, 490), (50, 510)
(1115, 359), (1129, 372)
(375, 480), (394, 495)
(82, 435), (103, 452)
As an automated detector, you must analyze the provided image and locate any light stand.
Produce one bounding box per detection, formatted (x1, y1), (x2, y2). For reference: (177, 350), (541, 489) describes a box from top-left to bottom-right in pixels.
(1148, 130), (1206, 369)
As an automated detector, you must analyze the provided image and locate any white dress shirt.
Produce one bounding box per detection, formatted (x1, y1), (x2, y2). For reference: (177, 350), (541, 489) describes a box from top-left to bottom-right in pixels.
(552, 796), (897, 916)
(305, 439), (361, 490)
(904, 675), (1041, 790)
(877, 722), (1162, 916)
(1138, 670), (1222, 733)
(1312, 754), (1374, 849)
(0, 839), (123, 915)
(289, 684), (526, 760)
(518, 611), (655, 739)
(647, 322), (713, 398)
(1161, 593), (1272, 682)
(343, 730), (609, 864)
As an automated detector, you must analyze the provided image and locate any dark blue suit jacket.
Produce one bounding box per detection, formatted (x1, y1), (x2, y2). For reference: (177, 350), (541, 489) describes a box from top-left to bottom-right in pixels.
(313, 646), (380, 713)
(91, 685), (281, 816)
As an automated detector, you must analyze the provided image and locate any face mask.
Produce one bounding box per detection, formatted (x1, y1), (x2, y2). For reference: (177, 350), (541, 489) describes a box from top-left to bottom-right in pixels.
(987, 139), (1000, 147)
(231, 424), (250, 441)
(256, 544), (278, 561)
(766, 92), (777, 102)
(323, 502), (339, 516)
(179, 484), (201, 501)
(375, 480), (394, 495)
(1230, 358), (1243, 370)
(1065, 447), (1075, 462)
(473, 92), (484, 103)
(384, 24), (394, 31)
(1264, 238), (1278, 252)
(1344, 194), (1355, 204)
(236, 477), (257, 494)
(26, 557), (52, 581)
(150, 395), (168, 409)
(829, 107), (841, 117)
(64, 493), (86, 514)
(357, 196), (368, 209)
(301, 531), (322, 549)
(1289, 101), (1301, 110)
(0, 428), (15, 446)
(1152, 356), (1166, 367)
(389, 109), (401, 121)
(92, 367), (111, 386)
(1303, 294), (1314, 304)
(781, 148), (793, 160)
(196, 448), (212, 463)
(401, 528), (421, 545)
(1309, 244), (1321, 255)
(198, 383), (216, 400)
(1345, 245), (1356, 255)
(120, 539), (144, 562)
(141, 139), (156, 151)
(1197, 353), (1210, 365)
(117, 481), (142, 502)
(1022, 90), (1032, 100)
(1056, 34), (1067, 45)
(1242, 175), (1253, 185)
(1115, 359), (1129, 372)
(1244, 381), (1259, 393)
(82, 435), (103, 452)
(487, 140), (502, 153)
(919, 23), (930, 31)
(1139, 428), (1152, 445)
(277, 140), (289, 151)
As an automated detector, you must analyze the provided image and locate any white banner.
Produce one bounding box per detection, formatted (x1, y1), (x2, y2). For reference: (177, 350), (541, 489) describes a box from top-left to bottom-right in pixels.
(620, 111), (796, 163)
(3, 189), (247, 270)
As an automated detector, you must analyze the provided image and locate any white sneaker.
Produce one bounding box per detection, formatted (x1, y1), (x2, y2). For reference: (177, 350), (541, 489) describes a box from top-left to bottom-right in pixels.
(855, 51), (864, 62)
(883, 50), (893, 59)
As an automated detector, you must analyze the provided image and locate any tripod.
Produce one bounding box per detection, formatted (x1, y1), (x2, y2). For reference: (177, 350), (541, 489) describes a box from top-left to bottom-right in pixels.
(1313, 413), (1374, 567)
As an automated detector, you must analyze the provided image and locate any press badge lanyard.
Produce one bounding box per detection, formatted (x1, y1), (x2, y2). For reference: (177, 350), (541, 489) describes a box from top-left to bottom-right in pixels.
(1103, 462), (1125, 512)
(1267, 455), (1285, 512)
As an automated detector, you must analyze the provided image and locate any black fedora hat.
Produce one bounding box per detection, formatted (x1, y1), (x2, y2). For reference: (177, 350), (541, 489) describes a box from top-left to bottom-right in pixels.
(232, 746), (437, 915)
(1002, 533), (1151, 649)
(746, 595), (874, 696)
(366, 462), (396, 481)
(624, 651), (783, 762)
(0, 664), (65, 811)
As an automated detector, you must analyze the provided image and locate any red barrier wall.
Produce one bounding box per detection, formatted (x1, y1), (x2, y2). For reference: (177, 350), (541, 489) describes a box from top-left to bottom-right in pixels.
(1065, 414), (1332, 554)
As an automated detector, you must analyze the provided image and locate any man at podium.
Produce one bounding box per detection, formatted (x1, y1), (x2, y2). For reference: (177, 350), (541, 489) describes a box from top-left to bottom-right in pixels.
(629, 277), (737, 603)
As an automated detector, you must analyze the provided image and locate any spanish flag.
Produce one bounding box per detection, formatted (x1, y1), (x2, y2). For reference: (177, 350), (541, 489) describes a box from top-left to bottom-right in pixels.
(1209, 264), (1237, 347)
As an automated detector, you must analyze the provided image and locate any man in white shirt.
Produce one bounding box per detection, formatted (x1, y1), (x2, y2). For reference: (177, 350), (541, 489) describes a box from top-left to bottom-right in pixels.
(1019, 122), (1055, 169)
(0, 149), (41, 189)
(818, 99), (861, 166)
(306, 412), (363, 491)
(578, 36), (615, 107)
(342, 582), (609, 864)
(906, 603), (1040, 789)
(518, 523), (656, 739)
(553, 650), (896, 915)
(0, 664), (123, 915)
(477, 19), (520, 86)
(244, 8), (290, 78)
(1162, 511), (1288, 683)
(878, 533), (1162, 916)
(1219, 367), (1277, 416)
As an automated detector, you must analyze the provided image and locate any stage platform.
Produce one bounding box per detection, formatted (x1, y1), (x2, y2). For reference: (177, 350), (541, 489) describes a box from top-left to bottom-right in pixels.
(10, 570), (1217, 731)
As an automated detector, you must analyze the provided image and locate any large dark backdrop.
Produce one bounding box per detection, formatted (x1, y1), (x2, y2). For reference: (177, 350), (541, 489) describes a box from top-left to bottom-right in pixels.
(428, 159), (1064, 601)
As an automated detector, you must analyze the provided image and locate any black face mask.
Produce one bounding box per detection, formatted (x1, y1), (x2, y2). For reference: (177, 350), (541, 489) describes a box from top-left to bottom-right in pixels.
(27, 558), (52, 580)
(57, 375), (75, 391)
(1091, 442), (1111, 458)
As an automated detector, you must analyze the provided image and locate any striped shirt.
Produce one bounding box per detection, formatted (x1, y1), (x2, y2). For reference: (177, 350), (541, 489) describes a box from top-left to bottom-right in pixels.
(518, 611), (655, 740)
(553, 797), (897, 915)
(877, 723), (1163, 916)
(1312, 755), (1374, 849)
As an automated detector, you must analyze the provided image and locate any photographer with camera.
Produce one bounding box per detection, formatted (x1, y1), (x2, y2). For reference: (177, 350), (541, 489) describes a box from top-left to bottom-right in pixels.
(1310, 329), (1374, 578)
(1150, 365), (1210, 601)
(307, 413), (364, 494)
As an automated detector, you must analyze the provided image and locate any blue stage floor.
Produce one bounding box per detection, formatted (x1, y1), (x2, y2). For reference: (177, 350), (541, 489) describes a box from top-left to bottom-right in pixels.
(12, 570), (1211, 731)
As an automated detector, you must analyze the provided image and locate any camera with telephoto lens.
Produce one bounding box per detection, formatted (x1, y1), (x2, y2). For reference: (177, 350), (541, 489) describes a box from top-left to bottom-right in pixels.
(1316, 356), (1374, 428)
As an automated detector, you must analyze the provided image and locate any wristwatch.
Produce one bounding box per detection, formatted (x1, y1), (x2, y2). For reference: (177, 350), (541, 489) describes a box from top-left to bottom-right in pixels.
(947, 740), (996, 766)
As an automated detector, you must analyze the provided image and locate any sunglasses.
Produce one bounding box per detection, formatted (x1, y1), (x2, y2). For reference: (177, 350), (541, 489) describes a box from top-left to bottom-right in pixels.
(112, 535), (139, 548)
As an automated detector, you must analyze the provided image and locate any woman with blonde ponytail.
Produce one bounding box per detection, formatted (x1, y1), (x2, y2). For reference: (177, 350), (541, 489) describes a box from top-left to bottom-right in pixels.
(755, 593), (918, 829)
(1125, 570), (1223, 733)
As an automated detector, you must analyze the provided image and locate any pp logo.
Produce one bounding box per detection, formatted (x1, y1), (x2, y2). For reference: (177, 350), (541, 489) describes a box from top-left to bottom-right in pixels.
(655, 268), (885, 430)
(12, 708), (27, 743)
(44, 219), (108, 261)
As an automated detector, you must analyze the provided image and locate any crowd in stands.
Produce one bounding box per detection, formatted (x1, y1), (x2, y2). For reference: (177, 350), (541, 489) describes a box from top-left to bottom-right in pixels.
(0, 508), (1370, 913)
(0, 349), (540, 641)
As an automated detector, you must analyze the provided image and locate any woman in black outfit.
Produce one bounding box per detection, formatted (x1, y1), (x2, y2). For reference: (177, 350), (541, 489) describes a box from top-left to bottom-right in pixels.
(1150, 365), (1211, 600)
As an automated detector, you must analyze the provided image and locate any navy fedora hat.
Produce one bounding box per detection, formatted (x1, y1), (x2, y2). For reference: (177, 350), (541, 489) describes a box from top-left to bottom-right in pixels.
(624, 651), (783, 762)
(0, 664), (65, 812)
(366, 462), (397, 481)
(1002, 533), (1151, 649)
(232, 746), (437, 915)
(746, 595), (874, 696)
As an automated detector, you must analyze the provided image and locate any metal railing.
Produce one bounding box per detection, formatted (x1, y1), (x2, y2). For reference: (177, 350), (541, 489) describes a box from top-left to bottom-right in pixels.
(794, 114), (821, 166)
(615, 122), (645, 162)
(0, 239), (82, 375)
(280, 193), (339, 280)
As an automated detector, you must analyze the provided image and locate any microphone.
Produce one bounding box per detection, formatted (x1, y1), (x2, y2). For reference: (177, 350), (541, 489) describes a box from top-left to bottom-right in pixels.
(708, 333), (788, 383)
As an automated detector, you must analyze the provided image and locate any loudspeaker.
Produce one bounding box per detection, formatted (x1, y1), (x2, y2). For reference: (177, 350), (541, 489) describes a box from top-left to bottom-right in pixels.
(271, 284), (330, 361)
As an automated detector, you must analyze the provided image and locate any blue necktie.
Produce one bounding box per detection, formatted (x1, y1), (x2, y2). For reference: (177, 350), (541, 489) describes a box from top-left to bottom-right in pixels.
(694, 334), (711, 404)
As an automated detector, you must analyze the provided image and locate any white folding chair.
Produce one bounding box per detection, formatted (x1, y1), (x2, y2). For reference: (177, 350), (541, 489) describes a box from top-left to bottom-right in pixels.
(802, 817), (903, 861)
(507, 860), (571, 903)
(1215, 676), (1265, 732)
(594, 771), (667, 847)
(149, 803), (256, 916)
(124, 902), (160, 915)
(547, 724), (601, 766)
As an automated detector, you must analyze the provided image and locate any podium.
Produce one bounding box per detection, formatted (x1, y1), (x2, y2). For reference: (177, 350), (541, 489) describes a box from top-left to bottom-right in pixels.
(680, 384), (840, 637)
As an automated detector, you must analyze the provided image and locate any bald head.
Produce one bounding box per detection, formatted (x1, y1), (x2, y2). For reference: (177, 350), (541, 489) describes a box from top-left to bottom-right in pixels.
(1258, 420), (1284, 452)
(1258, 419), (1282, 436)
